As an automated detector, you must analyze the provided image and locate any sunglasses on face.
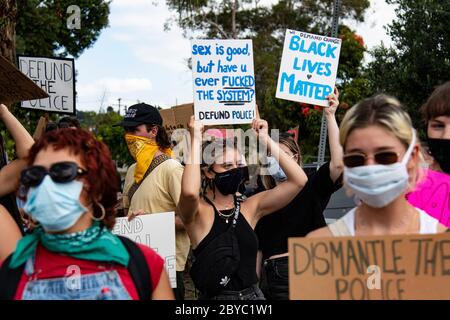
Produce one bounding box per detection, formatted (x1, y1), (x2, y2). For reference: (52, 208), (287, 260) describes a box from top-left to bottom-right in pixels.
(20, 162), (88, 187)
(343, 151), (400, 168)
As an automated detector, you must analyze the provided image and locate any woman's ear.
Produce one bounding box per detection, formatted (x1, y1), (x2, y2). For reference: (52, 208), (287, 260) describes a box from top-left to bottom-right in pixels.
(150, 126), (158, 138)
(81, 179), (91, 192)
(204, 167), (215, 180)
(407, 145), (420, 170)
(407, 144), (422, 192)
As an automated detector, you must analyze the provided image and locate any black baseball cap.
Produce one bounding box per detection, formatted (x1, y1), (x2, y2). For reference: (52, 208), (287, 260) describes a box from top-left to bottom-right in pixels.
(114, 103), (163, 127)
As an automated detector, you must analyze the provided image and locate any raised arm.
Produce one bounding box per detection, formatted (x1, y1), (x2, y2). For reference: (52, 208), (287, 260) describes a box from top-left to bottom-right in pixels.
(176, 116), (203, 225)
(0, 205), (22, 262)
(250, 118), (308, 220)
(324, 87), (344, 182)
(0, 104), (34, 159)
(0, 159), (28, 197)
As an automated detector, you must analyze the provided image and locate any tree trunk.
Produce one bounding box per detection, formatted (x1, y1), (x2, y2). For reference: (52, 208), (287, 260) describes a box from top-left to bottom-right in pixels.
(0, 0), (17, 64)
(231, 0), (237, 39)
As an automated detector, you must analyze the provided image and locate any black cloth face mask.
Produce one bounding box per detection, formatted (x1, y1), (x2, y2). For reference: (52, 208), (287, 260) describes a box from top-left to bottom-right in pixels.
(427, 138), (450, 174)
(212, 167), (247, 195)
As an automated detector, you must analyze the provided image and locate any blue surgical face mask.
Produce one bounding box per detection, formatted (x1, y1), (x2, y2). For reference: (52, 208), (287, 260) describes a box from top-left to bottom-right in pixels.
(344, 130), (417, 208)
(266, 156), (287, 182)
(23, 175), (88, 232)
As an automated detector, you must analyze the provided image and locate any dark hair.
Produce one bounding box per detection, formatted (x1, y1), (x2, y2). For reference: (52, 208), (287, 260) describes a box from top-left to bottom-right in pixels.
(124, 124), (171, 149)
(26, 128), (119, 229)
(45, 122), (58, 132)
(421, 82), (450, 124)
(58, 116), (81, 129)
(147, 124), (171, 149)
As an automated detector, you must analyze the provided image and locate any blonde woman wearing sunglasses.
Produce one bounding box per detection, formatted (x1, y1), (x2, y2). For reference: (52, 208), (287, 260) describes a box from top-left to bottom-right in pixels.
(308, 95), (447, 238)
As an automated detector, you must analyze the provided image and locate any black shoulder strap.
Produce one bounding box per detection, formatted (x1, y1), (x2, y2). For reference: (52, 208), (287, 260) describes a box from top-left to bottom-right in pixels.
(0, 254), (25, 300)
(118, 236), (152, 300)
(203, 195), (240, 230)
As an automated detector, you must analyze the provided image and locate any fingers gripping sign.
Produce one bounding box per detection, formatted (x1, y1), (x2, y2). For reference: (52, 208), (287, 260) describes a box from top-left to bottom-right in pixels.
(128, 209), (146, 222)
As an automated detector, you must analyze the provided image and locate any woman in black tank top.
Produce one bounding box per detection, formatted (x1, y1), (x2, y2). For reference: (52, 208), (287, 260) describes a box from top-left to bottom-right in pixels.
(177, 116), (309, 300)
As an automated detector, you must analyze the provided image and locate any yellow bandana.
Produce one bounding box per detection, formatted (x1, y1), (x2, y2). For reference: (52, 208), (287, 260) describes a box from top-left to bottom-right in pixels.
(125, 134), (173, 184)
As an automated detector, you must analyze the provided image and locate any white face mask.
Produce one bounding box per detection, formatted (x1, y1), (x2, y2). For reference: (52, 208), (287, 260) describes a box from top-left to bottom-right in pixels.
(266, 156), (287, 182)
(344, 130), (416, 208)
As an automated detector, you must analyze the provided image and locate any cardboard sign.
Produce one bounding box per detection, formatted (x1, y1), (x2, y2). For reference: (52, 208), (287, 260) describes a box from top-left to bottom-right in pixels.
(289, 233), (450, 300)
(160, 103), (194, 135)
(18, 55), (76, 115)
(113, 212), (177, 288)
(0, 55), (49, 105)
(407, 169), (450, 227)
(276, 29), (342, 107)
(32, 116), (49, 141)
(191, 39), (256, 125)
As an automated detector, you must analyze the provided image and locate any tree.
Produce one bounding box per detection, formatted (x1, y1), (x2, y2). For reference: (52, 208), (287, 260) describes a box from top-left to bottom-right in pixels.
(0, 0), (111, 158)
(92, 112), (134, 167)
(13, 0), (110, 131)
(15, 0), (110, 58)
(366, 0), (450, 131)
(0, 0), (17, 62)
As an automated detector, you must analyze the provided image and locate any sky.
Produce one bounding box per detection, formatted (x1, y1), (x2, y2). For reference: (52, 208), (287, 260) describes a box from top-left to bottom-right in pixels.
(75, 0), (397, 113)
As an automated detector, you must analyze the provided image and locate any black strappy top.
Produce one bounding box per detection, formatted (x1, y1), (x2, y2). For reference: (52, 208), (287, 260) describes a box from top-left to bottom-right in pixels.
(193, 196), (259, 291)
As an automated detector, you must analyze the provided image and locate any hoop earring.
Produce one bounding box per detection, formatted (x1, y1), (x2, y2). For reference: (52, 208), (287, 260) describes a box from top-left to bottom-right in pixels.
(91, 201), (106, 221)
(19, 208), (37, 230)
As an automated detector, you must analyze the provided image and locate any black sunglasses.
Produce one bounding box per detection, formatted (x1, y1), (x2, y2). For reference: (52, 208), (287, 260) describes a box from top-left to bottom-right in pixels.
(20, 162), (87, 187)
(343, 151), (400, 168)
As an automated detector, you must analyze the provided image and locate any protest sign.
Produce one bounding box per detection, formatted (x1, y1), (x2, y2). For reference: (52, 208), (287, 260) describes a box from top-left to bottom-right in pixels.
(289, 233), (450, 300)
(32, 116), (49, 141)
(18, 55), (76, 115)
(276, 29), (342, 107)
(160, 103), (194, 135)
(113, 212), (177, 288)
(191, 39), (256, 125)
(0, 55), (49, 105)
(407, 169), (450, 227)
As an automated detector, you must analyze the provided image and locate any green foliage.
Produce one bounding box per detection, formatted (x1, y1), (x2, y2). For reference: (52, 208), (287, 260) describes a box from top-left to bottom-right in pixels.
(77, 111), (133, 167)
(365, 0), (450, 131)
(2, 0), (111, 159)
(15, 0), (110, 58)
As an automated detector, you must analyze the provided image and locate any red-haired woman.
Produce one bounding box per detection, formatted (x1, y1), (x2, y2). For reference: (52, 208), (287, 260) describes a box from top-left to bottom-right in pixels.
(0, 128), (173, 300)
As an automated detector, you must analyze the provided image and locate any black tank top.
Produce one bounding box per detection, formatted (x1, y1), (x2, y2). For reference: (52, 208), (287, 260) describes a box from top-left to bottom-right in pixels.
(193, 196), (259, 291)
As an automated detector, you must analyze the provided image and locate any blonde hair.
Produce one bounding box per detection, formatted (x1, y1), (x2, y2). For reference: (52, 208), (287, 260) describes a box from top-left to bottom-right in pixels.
(340, 94), (425, 190)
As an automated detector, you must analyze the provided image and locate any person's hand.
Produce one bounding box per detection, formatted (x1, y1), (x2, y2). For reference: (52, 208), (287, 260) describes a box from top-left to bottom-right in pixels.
(324, 87), (339, 117)
(252, 118), (269, 139)
(128, 209), (146, 221)
(0, 104), (9, 119)
(188, 115), (204, 139)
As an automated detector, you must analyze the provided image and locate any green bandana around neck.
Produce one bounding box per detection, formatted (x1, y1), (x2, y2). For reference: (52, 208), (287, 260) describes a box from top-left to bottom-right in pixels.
(9, 222), (130, 268)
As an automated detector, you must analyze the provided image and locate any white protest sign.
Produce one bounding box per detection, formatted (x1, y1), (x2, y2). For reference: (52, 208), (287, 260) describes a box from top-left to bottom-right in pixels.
(18, 55), (76, 114)
(191, 39), (256, 125)
(276, 29), (342, 107)
(113, 212), (177, 288)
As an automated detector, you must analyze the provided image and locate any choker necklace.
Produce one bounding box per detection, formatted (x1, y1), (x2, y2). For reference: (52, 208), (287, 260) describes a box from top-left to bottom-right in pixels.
(206, 196), (240, 224)
(213, 199), (234, 210)
(218, 208), (235, 224)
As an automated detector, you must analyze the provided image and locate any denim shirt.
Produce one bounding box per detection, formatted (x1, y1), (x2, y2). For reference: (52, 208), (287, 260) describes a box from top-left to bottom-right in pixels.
(20, 253), (132, 300)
